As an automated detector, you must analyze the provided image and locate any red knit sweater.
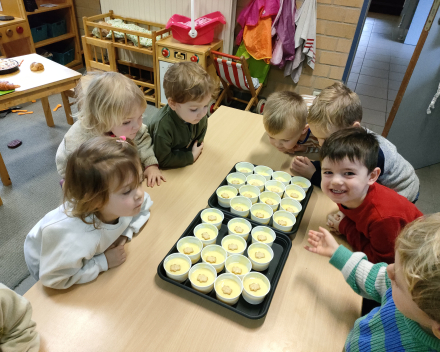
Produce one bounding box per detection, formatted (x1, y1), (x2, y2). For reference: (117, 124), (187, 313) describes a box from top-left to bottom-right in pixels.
(338, 183), (423, 264)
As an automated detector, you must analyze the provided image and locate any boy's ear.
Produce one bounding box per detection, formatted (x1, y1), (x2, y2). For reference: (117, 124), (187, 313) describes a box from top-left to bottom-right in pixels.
(352, 121), (361, 127)
(302, 123), (310, 135)
(367, 167), (381, 185)
(168, 98), (177, 111)
(432, 321), (440, 339)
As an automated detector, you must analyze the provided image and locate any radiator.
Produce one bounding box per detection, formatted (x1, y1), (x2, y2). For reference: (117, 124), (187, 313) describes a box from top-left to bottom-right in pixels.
(100, 0), (237, 67)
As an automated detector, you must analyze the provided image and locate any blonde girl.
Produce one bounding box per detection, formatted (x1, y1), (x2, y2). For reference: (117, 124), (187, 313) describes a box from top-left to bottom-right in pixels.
(25, 136), (153, 289)
(56, 71), (165, 187)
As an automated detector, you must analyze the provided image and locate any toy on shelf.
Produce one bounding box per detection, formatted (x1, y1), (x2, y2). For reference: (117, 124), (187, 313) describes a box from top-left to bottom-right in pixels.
(166, 11), (226, 45)
(82, 10), (171, 107)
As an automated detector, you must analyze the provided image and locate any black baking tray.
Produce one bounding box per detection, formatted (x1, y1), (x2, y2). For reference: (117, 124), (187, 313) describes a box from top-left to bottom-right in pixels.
(207, 164), (313, 237)
(0, 59), (20, 75)
(157, 209), (292, 320)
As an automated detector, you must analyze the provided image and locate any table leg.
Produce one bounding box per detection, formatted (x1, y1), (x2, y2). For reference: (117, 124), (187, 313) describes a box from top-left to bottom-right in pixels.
(0, 152), (12, 186)
(61, 91), (74, 125)
(41, 97), (54, 127)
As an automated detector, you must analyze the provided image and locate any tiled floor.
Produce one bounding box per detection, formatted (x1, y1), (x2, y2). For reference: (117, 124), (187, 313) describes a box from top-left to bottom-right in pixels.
(347, 12), (416, 135)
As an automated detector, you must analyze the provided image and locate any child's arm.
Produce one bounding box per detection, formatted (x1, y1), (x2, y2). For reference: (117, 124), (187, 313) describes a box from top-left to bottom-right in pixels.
(153, 131), (195, 168)
(121, 192), (153, 240)
(305, 227), (391, 302)
(341, 216), (400, 264)
(0, 284), (40, 351)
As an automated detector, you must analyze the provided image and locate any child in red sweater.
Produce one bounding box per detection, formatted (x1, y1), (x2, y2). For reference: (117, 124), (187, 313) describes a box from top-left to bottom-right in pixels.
(321, 127), (422, 264)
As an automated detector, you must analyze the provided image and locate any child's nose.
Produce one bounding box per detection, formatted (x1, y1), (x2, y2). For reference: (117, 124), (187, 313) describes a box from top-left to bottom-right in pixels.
(331, 175), (344, 185)
(135, 186), (143, 199)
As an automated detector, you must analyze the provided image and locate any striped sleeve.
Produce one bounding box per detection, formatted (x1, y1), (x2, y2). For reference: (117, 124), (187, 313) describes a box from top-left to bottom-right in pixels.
(330, 245), (391, 303)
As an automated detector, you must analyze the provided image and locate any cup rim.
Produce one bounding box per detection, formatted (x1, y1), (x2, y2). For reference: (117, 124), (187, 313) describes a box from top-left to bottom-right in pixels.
(227, 217), (252, 234)
(235, 161), (255, 170)
(177, 236), (203, 256)
(250, 203), (274, 219)
(247, 242), (274, 264)
(254, 165), (274, 174)
(259, 191), (282, 203)
(284, 184), (306, 199)
(242, 272), (271, 296)
(194, 223), (219, 242)
(221, 234), (247, 253)
(273, 210), (297, 228)
(279, 198), (303, 212)
(188, 262), (217, 288)
(264, 180), (286, 192)
(251, 226), (276, 243)
(217, 185), (239, 194)
(290, 176), (312, 187)
(201, 244), (227, 265)
(163, 253), (192, 274)
(214, 273), (243, 298)
(230, 196), (253, 208)
(201, 208), (225, 219)
(239, 184), (261, 195)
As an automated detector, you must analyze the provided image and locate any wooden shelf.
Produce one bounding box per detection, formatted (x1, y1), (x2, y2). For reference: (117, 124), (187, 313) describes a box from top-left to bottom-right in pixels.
(65, 59), (83, 69)
(26, 3), (71, 15)
(34, 33), (75, 48)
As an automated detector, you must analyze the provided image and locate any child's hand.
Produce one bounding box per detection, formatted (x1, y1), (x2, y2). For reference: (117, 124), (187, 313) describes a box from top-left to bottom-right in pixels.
(192, 140), (204, 162)
(104, 245), (126, 269)
(290, 156), (316, 179)
(144, 165), (166, 188)
(112, 235), (128, 247)
(305, 227), (339, 258)
(327, 211), (345, 233)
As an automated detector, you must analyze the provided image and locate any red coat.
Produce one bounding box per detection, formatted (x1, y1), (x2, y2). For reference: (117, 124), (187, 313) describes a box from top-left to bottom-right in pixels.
(338, 183), (423, 264)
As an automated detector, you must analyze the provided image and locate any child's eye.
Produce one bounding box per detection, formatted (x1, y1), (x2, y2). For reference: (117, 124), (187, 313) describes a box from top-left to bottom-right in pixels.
(123, 121), (130, 125)
(344, 172), (355, 176)
(190, 109), (198, 112)
(323, 171), (333, 175)
(123, 189), (132, 195)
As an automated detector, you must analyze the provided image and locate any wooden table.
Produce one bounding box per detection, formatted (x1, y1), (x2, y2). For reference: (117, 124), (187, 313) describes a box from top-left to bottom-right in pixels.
(0, 54), (81, 127)
(24, 106), (362, 352)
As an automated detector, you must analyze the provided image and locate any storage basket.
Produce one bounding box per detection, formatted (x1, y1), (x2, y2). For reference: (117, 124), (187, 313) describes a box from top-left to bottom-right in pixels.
(30, 24), (48, 43)
(45, 18), (67, 38)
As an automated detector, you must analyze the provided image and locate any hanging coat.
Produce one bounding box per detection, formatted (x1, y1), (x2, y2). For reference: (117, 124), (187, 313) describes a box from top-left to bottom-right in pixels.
(235, 0), (280, 46)
(270, 0), (296, 68)
(243, 9), (273, 62)
(284, 0), (316, 83)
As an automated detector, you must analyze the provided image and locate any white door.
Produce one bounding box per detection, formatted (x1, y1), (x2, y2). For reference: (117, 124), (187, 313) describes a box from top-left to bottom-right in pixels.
(159, 60), (174, 105)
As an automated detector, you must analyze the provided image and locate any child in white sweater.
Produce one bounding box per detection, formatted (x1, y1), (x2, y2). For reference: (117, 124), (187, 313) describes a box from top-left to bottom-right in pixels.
(25, 136), (153, 289)
(56, 71), (165, 187)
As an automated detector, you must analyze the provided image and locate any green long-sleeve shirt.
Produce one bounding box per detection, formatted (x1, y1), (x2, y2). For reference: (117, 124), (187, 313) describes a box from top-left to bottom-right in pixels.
(147, 104), (208, 169)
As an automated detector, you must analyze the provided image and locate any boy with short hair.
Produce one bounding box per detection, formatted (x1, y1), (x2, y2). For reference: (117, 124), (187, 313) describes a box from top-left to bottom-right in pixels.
(291, 82), (420, 203)
(305, 214), (440, 352)
(320, 128), (422, 264)
(263, 91), (319, 154)
(147, 62), (215, 169)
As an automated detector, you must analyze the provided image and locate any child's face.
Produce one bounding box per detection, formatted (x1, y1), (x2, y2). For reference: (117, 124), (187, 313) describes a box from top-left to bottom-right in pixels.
(387, 253), (436, 330)
(111, 105), (144, 140)
(168, 94), (211, 124)
(321, 157), (378, 208)
(100, 171), (144, 224)
(266, 126), (307, 154)
(309, 124), (339, 146)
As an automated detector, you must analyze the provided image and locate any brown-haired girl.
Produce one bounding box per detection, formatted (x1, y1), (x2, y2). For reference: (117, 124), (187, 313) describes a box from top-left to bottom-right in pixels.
(25, 136), (153, 289)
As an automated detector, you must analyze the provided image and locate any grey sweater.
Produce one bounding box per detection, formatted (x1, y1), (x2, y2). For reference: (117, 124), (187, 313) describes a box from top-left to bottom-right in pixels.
(372, 129), (419, 202)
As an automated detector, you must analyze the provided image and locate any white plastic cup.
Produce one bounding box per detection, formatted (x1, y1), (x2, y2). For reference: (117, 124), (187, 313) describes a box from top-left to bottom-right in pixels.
(290, 176), (311, 192)
(226, 172), (247, 189)
(280, 198), (302, 217)
(250, 203), (273, 225)
(225, 254), (252, 280)
(227, 217), (252, 241)
(239, 184), (260, 204)
(216, 186), (238, 208)
(221, 234), (247, 257)
(284, 184), (306, 202)
(259, 191), (281, 211)
(201, 244), (227, 273)
(230, 196), (252, 218)
(272, 171), (292, 186)
(246, 174), (266, 192)
(177, 236), (203, 264)
(264, 180), (286, 197)
(242, 272), (271, 305)
(163, 253), (192, 282)
(200, 208), (224, 230)
(189, 263), (217, 293)
(235, 162), (255, 176)
(214, 273), (244, 305)
(272, 210), (297, 232)
(251, 226), (276, 247)
(254, 165), (273, 181)
(247, 242), (274, 271)
(193, 223), (218, 247)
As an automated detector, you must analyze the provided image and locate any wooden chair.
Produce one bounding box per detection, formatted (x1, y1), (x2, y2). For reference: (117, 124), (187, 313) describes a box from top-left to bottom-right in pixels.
(208, 51), (266, 116)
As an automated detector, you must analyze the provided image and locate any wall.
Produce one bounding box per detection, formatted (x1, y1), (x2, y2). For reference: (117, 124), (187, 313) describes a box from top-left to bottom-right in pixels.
(74, 0), (102, 37)
(236, 0), (363, 96)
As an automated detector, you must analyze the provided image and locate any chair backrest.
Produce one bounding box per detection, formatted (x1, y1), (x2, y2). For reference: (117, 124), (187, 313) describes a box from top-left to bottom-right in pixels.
(213, 58), (250, 91)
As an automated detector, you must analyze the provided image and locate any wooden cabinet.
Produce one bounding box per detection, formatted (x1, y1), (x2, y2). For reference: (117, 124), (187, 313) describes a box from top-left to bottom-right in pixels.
(2, 0), (83, 69)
